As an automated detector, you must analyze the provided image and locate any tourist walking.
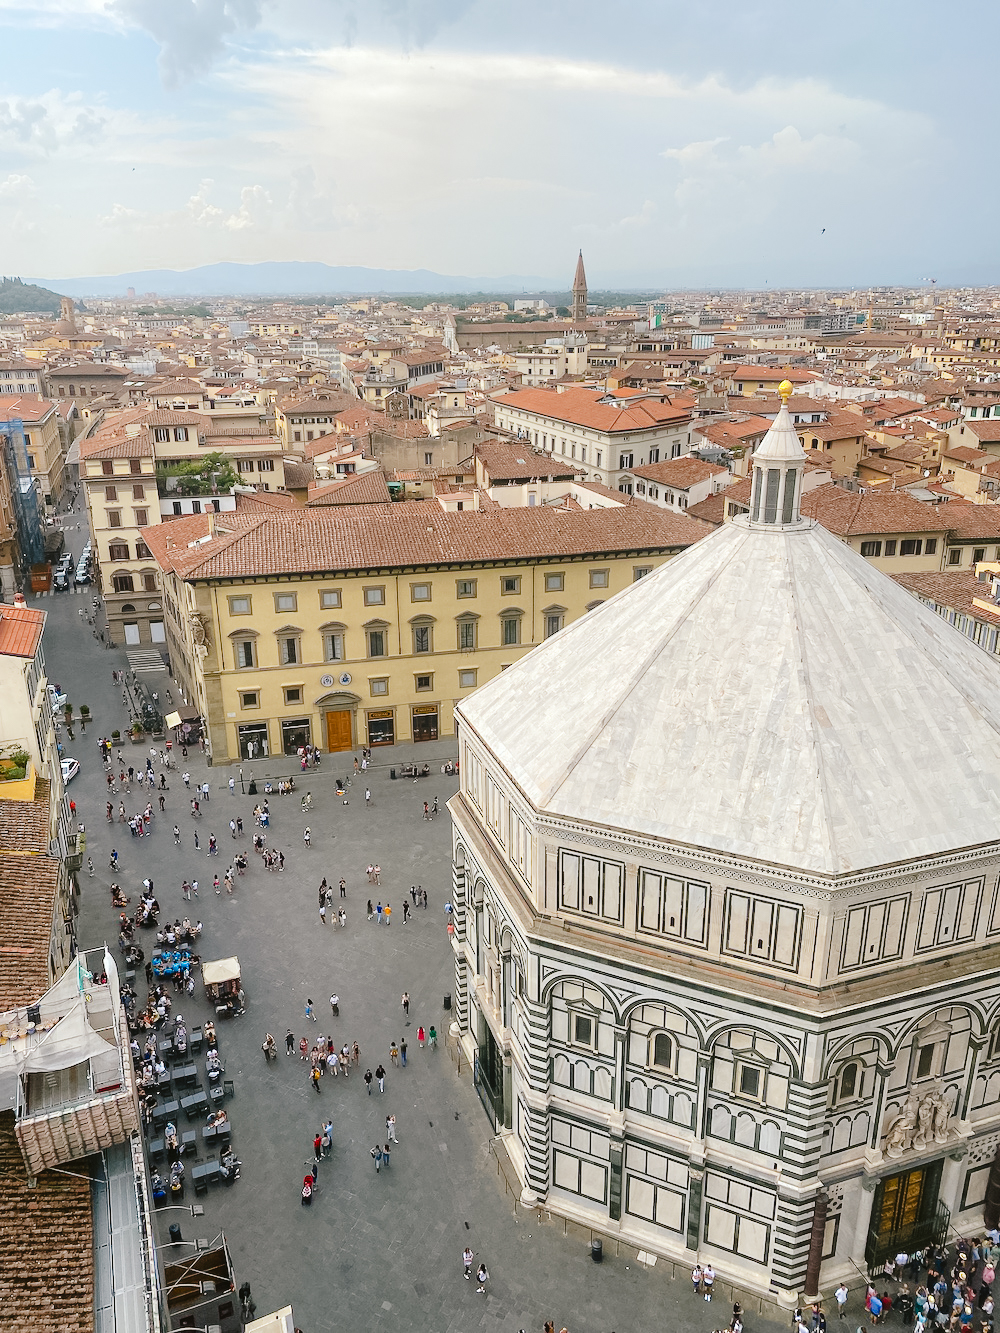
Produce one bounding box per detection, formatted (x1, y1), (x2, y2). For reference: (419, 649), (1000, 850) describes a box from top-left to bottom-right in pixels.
(364, 1068), (373, 1094)
(386, 1114), (398, 1142)
(305, 998), (316, 1022)
(401, 991), (409, 1020)
(463, 1246), (474, 1279)
(285, 1029), (295, 1055)
(375, 1063), (386, 1092)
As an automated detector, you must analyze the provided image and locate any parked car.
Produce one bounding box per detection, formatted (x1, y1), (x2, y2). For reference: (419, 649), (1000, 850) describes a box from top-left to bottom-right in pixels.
(47, 684), (67, 711)
(61, 757), (80, 783)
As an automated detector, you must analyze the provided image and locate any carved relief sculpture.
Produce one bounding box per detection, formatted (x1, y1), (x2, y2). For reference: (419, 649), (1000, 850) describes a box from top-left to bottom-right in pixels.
(884, 1087), (952, 1158)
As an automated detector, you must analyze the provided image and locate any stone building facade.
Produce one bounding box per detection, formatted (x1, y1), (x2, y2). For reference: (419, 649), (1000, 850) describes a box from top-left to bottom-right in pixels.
(449, 384), (1000, 1303)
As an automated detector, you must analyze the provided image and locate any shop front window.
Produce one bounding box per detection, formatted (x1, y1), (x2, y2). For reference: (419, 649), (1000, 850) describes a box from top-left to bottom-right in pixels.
(412, 704), (439, 742)
(280, 718), (311, 755)
(237, 722), (269, 760)
(367, 709), (395, 746)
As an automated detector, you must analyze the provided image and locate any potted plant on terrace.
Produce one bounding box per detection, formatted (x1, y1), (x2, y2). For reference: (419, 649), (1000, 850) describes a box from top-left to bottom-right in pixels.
(130, 720), (145, 743)
(0, 747), (30, 783)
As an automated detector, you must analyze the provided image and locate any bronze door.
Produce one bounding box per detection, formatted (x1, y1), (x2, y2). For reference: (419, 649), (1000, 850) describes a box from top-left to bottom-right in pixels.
(878, 1168), (926, 1234)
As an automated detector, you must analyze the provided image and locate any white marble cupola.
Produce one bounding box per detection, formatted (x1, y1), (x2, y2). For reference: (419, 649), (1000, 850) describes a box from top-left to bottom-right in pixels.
(747, 379), (808, 528)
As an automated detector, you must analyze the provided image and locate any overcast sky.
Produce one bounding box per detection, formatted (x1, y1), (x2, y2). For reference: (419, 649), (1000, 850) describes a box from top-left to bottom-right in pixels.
(1, 0), (997, 288)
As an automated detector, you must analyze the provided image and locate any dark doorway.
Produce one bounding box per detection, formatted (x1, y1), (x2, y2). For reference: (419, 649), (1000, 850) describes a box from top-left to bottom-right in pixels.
(866, 1159), (948, 1267)
(474, 1012), (504, 1131)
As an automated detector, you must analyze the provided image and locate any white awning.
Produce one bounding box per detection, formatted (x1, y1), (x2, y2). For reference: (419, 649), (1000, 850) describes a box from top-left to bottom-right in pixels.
(201, 956), (240, 987)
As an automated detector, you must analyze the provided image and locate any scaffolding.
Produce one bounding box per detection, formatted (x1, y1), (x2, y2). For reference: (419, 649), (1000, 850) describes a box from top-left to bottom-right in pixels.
(0, 416), (43, 570)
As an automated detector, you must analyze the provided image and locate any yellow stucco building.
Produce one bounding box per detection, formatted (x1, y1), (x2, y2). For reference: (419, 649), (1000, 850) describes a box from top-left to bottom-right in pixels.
(142, 497), (708, 762)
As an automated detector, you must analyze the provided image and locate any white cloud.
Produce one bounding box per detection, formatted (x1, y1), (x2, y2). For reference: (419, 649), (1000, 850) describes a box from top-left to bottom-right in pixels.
(99, 179), (272, 233)
(224, 182), (271, 230)
(108, 0), (263, 85)
(0, 92), (108, 155)
(662, 137), (729, 165)
(0, 173), (37, 201)
(0, 38), (953, 281)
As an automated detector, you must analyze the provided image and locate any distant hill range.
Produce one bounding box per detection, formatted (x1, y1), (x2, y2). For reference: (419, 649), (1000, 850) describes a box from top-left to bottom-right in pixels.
(0, 277), (64, 315)
(29, 261), (554, 299)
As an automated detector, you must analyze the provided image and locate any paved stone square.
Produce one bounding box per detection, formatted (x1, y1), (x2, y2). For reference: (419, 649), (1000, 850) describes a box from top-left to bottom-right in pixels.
(33, 573), (821, 1333)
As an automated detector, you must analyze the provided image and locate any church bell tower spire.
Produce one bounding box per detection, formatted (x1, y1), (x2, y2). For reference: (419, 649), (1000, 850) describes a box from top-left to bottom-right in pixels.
(571, 250), (588, 323)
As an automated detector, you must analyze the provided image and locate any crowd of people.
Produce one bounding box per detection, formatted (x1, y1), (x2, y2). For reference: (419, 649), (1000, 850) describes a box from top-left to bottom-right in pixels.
(851, 1237), (1000, 1333)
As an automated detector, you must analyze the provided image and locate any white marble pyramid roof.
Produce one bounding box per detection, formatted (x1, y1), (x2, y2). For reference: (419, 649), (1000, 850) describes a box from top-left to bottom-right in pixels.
(458, 517), (1000, 876)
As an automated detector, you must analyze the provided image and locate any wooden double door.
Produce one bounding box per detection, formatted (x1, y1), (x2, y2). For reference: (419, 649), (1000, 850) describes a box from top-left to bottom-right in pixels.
(325, 709), (353, 753)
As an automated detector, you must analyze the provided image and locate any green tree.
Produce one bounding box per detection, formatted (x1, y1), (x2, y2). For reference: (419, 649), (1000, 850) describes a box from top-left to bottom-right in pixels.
(160, 452), (239, 496)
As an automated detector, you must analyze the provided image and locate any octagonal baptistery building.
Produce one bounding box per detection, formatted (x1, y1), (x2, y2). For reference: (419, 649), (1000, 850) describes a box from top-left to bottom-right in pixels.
(449, 384), (1000, 1304)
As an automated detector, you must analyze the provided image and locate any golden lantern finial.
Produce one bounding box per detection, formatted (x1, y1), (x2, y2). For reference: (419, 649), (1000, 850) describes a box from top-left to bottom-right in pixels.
(778, 379), (793, 403)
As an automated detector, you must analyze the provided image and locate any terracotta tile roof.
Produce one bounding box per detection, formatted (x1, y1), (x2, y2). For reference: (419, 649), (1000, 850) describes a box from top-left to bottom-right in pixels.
(573, 479), (629, 503)
(796, 419), (865, 442)
(0, 603), (45, 659)
(476, 441), (578, 482)
(303, 431), (341, 458)
(229, 489), (296, 513)
(938, 500), (1000, 540)
(961, 420), (1000, 442)
(697, 417), (772, 448)
(724, 476), (753, 510)
(153, 378), (204, 395)
(334, 407), (381, 432)
(892, 569), (1000, 621)
(881, 443), (928, 464)
(47, 362), (127, 379)
(79, 434), (153, 460)
(280, 460), (313, 490)
(279, 394), (351, 416)
(628, 456), (728, 489)
(943, 446), (990, 465)
(0, 779), (51, 854)
(858, 457), (913, 476)
(0, 1110), (94, 1332)
(377, 419), (429, 439)
(799, 484), (950, 537)
(0, 394), (57, 423)
(0, 854), (60, 1008)
(493, 386), (691, 434)
(306, 470), (392, 506)
(726, 366), (818, 383)
(143, 498), (711, 582)
(685, 491), (728, 526)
